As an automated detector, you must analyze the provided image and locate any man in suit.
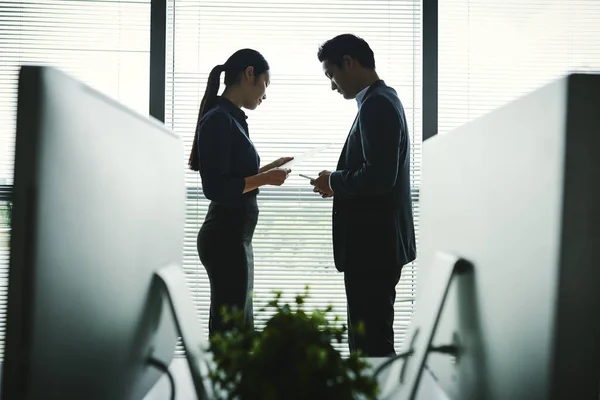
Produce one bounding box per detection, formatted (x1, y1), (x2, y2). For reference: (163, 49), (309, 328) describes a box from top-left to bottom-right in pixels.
(311, 34), (416, 357)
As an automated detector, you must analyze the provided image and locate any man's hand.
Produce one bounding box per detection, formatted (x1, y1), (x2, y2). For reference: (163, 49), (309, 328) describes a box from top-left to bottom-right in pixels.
(311, 170), (334, 198)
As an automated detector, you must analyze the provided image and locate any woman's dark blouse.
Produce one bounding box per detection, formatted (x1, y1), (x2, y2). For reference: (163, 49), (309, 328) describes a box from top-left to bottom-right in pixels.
(197, 97), (260, 205)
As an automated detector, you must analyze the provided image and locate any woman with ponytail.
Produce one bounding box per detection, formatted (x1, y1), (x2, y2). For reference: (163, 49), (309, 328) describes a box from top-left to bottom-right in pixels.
(190, 49), (292, 337)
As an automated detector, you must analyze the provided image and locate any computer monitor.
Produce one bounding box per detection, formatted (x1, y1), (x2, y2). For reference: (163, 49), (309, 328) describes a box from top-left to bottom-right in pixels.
(386, 73), (600, 399)
(2, 66), (185, 400)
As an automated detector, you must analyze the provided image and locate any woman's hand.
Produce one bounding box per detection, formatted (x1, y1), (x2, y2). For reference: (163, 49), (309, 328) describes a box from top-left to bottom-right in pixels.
(263, 168), (291, 186)
(272, 156), (294, 168)
(260, 157), (294, 173)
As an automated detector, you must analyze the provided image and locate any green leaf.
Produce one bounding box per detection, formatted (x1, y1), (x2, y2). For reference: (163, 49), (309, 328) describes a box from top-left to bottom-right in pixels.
(205, 287), (379, 399)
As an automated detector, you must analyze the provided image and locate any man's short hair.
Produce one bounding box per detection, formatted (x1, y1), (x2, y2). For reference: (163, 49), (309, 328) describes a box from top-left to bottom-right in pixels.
(317, 34), (375, 69)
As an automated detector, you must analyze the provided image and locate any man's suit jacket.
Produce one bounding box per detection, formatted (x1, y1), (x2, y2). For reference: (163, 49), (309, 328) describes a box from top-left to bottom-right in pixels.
(329, 80), (416, 272)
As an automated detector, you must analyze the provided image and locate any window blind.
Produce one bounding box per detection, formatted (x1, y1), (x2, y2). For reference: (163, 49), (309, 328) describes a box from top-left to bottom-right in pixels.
(439, 0), (600, 135)
(0, 196), (9, 359)
(166, 0), (422, 355)
(0, 0), (151, 359)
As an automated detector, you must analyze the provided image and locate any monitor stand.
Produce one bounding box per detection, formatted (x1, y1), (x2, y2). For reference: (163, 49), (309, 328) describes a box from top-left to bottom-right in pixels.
(383, 252), (472, 400)
(154, 263), (214, 400)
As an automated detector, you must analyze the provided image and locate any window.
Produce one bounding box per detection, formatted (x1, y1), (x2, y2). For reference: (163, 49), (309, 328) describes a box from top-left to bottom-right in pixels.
(166, 0), (422, 354)
(0, 0), (421, 359)
(439, 0), (600, 135)
(0, 0), (151, 358)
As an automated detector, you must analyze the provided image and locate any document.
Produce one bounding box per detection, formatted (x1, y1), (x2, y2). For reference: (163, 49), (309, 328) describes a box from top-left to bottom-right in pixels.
(280, 144), (331, 168)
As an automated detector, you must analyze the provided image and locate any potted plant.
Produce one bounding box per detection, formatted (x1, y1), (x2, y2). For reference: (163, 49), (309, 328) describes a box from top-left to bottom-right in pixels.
(207, 287), (379, 400)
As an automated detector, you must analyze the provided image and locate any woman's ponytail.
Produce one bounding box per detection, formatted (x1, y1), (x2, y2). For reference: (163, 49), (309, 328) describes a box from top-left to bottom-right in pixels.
(188, 64), (225, 171)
